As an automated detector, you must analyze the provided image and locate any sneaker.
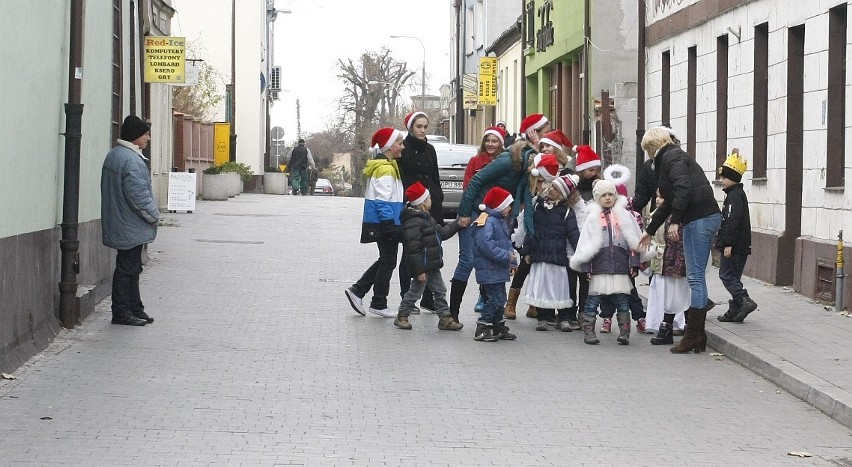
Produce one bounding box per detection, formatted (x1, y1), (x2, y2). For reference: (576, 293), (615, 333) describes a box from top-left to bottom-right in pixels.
(438, 315), (463, 331)
(636, 318), (647, 333)
(368, 307), (396, 318)
(394, 316), (412, 330)
(474, 323), (497, 342)
(345, 288), (365, 316)
(559, 321), (573, 332)
(536, 320), (549, 331)
(600, 318), (612, 333)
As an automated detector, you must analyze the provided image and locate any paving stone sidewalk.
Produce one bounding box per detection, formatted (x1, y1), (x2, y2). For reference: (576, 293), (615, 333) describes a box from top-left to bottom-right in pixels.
(635, 265), (852, 429)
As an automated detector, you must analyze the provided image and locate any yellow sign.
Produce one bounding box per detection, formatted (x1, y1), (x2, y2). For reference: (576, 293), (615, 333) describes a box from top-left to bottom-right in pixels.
(213, 122), (230, 165)
(463, 73), (478, 110)
(478, 57), (498, 106)
(144, 36), (186, 83)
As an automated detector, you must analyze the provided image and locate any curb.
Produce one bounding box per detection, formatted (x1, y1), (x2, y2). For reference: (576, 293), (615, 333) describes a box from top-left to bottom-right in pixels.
(706, 323), (852, 430)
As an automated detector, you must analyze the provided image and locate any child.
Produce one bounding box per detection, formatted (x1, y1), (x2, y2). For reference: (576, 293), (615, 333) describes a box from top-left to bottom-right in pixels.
(520, 170), (583, 332)
(646, 189), (689, 344)
(569, 179), (646, 345)
(395, 182), (464, 331)
(344, 128), (405, 318)
(472, 187), (519, 342)
(715, 149), (757, 322)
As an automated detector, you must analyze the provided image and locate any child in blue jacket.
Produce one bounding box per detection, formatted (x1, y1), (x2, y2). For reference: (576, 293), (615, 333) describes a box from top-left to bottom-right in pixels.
(472, 187), (519, 342)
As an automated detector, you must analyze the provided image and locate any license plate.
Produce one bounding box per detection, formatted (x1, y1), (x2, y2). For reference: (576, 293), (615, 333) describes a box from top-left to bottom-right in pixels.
(441, 181), (462, 189)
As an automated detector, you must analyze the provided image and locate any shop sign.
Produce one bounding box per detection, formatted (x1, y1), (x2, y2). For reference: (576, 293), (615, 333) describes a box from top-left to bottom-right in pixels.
(478, 57), (497, 106)
(144, 36), (186, 83)
(536, 0), (555, 53)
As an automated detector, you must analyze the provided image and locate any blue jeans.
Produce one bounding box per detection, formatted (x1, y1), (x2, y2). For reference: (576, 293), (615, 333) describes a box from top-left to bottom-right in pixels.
(452, 225), (475, 282)
(583, 293), (629, 318)
(719, 252), (749, 301)
(682, 213), (722, 309)
(478, 283), (507, 325)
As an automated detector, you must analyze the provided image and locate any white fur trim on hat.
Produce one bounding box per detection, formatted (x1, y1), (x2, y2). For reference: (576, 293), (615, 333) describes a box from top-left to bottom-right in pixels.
(575, 158), (601, 172)
(539, 137), (561, 150)
(374, 128), (401, 154)
(405, 111), (427, 130)
(483, 128), (505, 145)
(496, 194), (514, 212)
(410, 189), (430, 206)
(603, 164), (631, 187)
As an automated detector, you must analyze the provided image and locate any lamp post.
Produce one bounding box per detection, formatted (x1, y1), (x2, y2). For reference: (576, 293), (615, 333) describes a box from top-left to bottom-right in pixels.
(390, 35), (426, 110)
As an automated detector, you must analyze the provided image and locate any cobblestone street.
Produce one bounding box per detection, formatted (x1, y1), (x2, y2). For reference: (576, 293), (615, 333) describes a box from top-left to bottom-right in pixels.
(1, 194), (851, 466)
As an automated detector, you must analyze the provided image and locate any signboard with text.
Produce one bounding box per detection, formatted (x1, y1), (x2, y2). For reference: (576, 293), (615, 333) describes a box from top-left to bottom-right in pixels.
(478, 57), (498, 106)
(144, 36), (186, 83)
(213, 122), (231, 165)
(167, 172), (196, 212)
(463, 73), (478, 110)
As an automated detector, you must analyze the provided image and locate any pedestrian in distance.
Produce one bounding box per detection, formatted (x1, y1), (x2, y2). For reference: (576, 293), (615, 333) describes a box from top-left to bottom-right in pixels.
(570, 178), (646, 345)
(100, 116), (160, 326)
(639, 126), (722, 354)
(715, 149), (758, 322)
(449, 126), (507, 323)
(646, 189), (690, 345)
(519, 171), (583, 332)
(394, 182), (465, 331)
(344, 128), (405, 318)
(286, 138), (316, 195)
(397, 111), (445, 313)
(496, 120), (515, 147)
(472, 187), (519, 342)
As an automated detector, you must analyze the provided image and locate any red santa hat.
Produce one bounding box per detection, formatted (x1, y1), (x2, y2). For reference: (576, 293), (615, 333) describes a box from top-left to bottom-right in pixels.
(371, 127), (402, 155)
(519, 113), (549, 134)
(574, 145), (601, 172)
(479, 187), (514, 212)
(604, 164), (631, 197)
(404, 181), (430, 206)
(482, 126), (507, 145)
(538, 130), (573, 151)
(531, 154), (560, 181)
(403, 111), (428, 130)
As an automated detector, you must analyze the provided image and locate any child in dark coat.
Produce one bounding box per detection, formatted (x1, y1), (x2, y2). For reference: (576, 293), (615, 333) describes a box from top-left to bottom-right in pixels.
(396, 182), (463, 331)
(715, 150), (758, 322)
(472, 187), (519, 342)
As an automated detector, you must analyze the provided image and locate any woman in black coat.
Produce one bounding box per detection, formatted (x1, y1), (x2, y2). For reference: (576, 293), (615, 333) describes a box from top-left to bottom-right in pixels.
(638, 127), (721, 354)
(396, 111), (445, 309)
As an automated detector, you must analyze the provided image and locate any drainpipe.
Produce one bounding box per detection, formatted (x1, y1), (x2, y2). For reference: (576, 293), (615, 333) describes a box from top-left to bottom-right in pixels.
(582, 0), (591, 144)
(519, 0), (526, 120)
(455, 0), (465, 143)
(836, 230), (845, 312)
(59, 0), (85, 328)
(636, 0), (646, 175)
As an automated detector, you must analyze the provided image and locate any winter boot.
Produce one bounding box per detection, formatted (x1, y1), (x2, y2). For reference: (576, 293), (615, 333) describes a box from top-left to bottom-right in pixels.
(394, 315), (412, 330)
(449, 279), (467, 323)
(733, 295), (758, 322)
(717, 300), (740, 322)
(526, 305), (537, 319)
(493, 321), (517, 340)
(599, 317), (612, 333)
(438, 315), (463, 331)
(536, 308), (551, 331)
(474, 285), (487, 313)
(581, 315), (599, 345)
(616, 312), (631, 345)
(671, 307), (707, 354)
(474, 322), (497, 342)
(650, 313), (676, 345)
(504, 288), (521, 320)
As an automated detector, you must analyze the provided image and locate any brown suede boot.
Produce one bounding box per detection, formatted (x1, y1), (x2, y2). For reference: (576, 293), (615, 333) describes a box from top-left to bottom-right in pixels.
(671, 307), (707, 354)
(504, 288), (521, 320)
(525, 305), (537, 319)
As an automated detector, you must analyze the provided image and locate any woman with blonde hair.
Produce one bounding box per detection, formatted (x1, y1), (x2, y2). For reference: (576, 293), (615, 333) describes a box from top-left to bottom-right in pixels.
(638, 126), (721, 354)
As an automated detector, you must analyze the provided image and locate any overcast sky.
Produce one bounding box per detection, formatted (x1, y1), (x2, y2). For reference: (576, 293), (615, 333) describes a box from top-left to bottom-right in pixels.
(173, 0), (453, 142)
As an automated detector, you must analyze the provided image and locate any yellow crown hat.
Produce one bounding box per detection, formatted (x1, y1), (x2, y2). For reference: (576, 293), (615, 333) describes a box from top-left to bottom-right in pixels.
(718, 148), (748, 182)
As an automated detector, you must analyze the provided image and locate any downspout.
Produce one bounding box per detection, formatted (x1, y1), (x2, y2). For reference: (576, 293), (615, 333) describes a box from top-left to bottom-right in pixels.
(519, 0), (526, 120)
(59, 0), (85, 328)
(582, 0), (591, 144)
(455, 0), (465, 143)
(636, 0), (646, 174)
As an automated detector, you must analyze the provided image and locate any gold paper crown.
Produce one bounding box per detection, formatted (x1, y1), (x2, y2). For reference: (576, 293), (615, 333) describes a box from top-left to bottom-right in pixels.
(719, 149), (748, 175)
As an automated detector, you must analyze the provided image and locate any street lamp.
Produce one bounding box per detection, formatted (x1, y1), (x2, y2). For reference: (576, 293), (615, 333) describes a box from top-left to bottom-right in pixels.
(390, 35), (426, 110)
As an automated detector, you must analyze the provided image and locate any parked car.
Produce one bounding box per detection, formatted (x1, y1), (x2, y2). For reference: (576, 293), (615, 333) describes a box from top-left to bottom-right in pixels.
(435, 143), (478, 218)
(314, 178), (334, 196)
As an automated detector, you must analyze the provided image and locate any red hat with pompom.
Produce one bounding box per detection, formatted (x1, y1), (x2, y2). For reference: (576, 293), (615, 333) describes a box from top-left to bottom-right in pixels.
(519, 114), (549, 134)
(479, 187), (514, 212)
(371, 127), (402, 155)
(531, 154), (560, 181)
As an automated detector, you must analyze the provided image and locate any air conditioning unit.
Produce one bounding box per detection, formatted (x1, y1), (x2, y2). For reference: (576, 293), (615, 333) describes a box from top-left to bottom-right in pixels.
(270, 66), (281, 91)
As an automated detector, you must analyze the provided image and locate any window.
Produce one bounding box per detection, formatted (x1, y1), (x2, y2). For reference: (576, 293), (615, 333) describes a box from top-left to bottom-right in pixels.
(827, 3), (846, 188)
(465, 5), (475, 54)
(687, 46), (697, 156)
(661, 50), (670, 127)
(753, 22), (769, 178)
(716, 34), (729, 171)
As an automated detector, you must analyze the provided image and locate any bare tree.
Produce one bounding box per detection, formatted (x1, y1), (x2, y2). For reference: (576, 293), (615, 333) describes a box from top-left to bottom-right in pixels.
(337, 48), (415, 196)
(172, 40), (224, 120)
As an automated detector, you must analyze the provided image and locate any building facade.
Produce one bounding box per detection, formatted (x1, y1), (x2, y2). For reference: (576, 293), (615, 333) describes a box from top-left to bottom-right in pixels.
(644, 0), (852, 303)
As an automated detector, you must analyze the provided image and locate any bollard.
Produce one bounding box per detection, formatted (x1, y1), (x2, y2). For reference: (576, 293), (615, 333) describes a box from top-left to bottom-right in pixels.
(836, 230), (845, 312)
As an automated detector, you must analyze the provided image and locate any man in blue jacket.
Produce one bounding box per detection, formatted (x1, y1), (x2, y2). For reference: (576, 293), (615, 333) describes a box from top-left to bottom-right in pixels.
(101, 116), (160, 326)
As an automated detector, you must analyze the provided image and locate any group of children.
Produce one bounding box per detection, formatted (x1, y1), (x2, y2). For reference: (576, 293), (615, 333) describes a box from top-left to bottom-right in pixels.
(345, 119), (757, 346)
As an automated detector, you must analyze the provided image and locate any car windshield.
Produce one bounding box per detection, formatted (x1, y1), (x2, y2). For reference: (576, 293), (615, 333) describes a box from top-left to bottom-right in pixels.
(435, 145), (478, 167)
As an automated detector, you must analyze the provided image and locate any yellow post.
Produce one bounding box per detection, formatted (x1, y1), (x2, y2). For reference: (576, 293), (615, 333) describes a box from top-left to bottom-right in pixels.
(837, 230), (845, 311)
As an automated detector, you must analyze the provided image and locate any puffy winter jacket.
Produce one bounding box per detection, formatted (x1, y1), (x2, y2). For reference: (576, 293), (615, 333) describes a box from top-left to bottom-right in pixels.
(569, 197), (642, 274)
(521, 199), (580, 266)
(715, 183), (751, 255)
(401, 207), (460, 275)
(101, 142), (159, 250)
(398, 133), (444, 222)
(472, 208), (514, 285)
(360, 156), (404, 243)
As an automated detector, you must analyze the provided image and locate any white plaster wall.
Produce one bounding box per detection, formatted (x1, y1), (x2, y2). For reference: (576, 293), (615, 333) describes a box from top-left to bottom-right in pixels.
(235, 1), (266, 174)
(645, 0), (852, 242)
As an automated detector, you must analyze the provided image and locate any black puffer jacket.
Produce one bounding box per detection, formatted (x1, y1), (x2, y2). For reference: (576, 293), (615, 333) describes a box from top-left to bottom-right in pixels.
(715, 183), (751, 255)
(521, 199), (580, 266)
(632, 158), (658, 213)
(401, 207), (461, 276)
(398, 134), (444, 222)
(646, 144), (720, 235)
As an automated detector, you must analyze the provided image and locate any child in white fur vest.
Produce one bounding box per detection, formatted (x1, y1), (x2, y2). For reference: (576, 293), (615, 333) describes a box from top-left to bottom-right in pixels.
(569, 178), (646, 345)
